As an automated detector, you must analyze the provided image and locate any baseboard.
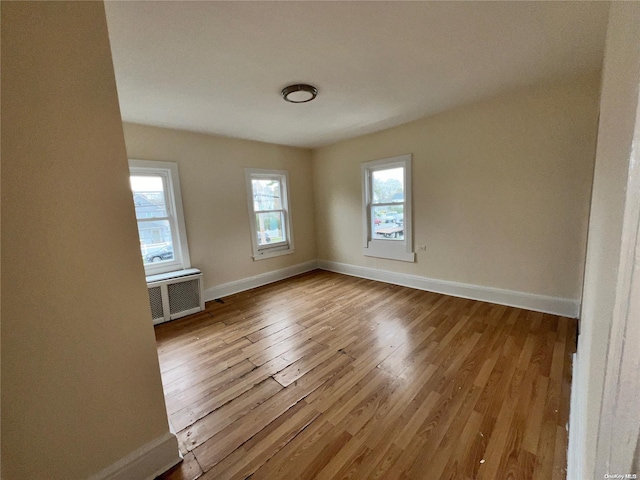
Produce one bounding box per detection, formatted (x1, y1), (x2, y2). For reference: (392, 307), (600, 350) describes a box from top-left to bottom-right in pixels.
(317, 260), (580, 317)
(202, 258), (579, 317)
(204, 260), (319, 301)
(88, 432), (181, 480)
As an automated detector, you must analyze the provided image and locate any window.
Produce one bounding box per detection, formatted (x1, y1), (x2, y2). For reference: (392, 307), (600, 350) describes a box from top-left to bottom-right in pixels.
(129, 160), (191, 275)
(362, 154), (414, 262)
(245, 168), (294, 260)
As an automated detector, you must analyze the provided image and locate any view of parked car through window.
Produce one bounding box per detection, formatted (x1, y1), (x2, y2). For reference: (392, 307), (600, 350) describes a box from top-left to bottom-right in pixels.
(145, 245), (174, 263)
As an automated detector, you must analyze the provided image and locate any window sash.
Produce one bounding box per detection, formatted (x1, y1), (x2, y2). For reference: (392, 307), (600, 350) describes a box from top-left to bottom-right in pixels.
(366, 167), (407, 242)
(131, 172), (179, 262)
(361, 155), (414, 262)
(245, 168), (294, 260)
(256, 209), (288, 250)
(255, 208), (286, 215)
(129, 160), (191, 275)
(371, 201), (405, 208)
(136, 216), (170, 223)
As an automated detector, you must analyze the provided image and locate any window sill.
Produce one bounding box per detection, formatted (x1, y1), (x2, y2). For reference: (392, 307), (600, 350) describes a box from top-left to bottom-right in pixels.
(252, 247), (295, 261)
(363, 241), (415, 262)
(144, 261), (188, 277)
(146, 268), (201, 283)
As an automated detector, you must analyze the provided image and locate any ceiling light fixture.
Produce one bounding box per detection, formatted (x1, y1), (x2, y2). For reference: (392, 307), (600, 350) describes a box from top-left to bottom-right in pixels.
(281, 84), (317, 103)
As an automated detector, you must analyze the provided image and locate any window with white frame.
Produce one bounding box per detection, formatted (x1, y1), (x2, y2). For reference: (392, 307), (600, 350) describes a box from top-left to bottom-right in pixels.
(362, 154), (415, 262)
(245, 168), (294, 260)
(129, 159), (191, 275)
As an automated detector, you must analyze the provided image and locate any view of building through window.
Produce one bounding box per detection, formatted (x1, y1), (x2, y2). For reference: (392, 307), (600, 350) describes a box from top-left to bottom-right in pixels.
(371, 167), (405, 240)
(130, 175), (175, 265)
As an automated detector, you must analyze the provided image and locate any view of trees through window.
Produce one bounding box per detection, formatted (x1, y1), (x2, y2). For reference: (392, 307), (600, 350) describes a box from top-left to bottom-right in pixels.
(371, 167), (405, 240)
(252, 178), (286, 246)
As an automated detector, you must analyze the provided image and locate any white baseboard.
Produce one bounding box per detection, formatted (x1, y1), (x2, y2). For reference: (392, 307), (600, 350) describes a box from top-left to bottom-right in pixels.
(317, 260), (580, 318)
(89, 432), (181, 480)
(202, 258), (579, 317)
(204, 260), (319, 301)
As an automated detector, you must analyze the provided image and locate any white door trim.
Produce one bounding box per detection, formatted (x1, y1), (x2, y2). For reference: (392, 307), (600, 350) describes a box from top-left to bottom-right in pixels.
(595, 85), (640, 478)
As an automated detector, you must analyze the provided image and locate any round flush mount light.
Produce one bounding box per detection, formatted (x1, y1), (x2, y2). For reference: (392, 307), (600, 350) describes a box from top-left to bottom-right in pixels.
(281, 84), (318, 103)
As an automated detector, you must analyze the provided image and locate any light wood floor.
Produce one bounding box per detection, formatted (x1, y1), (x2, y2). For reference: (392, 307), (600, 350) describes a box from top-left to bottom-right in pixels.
(156, 270), (575, 480)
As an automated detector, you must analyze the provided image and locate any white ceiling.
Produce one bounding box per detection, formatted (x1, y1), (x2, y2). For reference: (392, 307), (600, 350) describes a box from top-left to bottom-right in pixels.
(104, 1), (610, 149)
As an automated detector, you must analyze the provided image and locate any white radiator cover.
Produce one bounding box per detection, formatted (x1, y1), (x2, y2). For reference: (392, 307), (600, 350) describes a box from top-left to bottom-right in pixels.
(146, 268), (204, 324)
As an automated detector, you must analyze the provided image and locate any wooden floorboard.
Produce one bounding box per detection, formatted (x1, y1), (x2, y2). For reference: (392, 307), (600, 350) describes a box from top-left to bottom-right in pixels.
(155, 270), (575, 480)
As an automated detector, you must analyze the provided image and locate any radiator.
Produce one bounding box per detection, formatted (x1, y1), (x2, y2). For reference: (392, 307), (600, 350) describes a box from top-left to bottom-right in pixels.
(146, 268), (205, 325)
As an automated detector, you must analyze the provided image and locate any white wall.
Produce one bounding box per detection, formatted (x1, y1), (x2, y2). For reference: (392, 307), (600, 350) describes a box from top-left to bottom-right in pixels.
(1, 3), (177, 479)
(122, 123), (317, 295)
(568, 3), (640, 479)
(312, 74), (600, 311)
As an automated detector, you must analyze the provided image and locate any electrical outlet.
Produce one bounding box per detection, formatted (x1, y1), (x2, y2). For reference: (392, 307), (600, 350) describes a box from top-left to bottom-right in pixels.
(417, 245), (427, 252)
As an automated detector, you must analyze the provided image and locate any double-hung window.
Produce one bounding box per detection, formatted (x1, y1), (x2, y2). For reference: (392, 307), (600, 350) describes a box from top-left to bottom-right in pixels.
(245, 168), (294, 260)
(129, 159), (191, 275)
(362, 154), (414, 262)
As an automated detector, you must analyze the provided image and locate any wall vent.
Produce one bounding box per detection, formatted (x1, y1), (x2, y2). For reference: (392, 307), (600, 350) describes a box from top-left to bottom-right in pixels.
(146, 268), (204, 325)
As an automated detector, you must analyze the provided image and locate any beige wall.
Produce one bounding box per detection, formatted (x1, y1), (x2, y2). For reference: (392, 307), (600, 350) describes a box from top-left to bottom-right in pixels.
(122, 123), (316, 291)
(313, 73), (600, 300)
(570, 3), (640, 478)
(1, 3), (173, 479)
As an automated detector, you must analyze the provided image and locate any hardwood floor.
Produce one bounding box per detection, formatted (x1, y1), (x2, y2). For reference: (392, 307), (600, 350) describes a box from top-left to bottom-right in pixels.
(155, 270), (576, 480)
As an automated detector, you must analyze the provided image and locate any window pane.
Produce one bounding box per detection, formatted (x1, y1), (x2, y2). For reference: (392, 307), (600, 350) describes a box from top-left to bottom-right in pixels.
(256, 211), (285, 246)
(131, 175), (168, 219)
(372, 204), (404, 240)
(137, 220), (174, 264)
(252, 178), (282, 211)
(372, 167), (404, 204)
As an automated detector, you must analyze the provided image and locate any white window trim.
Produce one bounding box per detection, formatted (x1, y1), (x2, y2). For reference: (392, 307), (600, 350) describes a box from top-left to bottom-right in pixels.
(245, 168), (295, 261)
(129, 159), (191, 275)
(361, 154), (415, 262)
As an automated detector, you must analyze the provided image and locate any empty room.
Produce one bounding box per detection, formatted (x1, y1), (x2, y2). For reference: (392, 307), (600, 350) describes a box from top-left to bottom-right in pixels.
(3, 1), (640, 480)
